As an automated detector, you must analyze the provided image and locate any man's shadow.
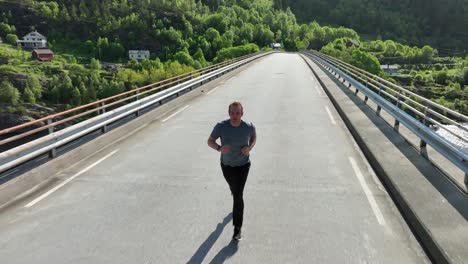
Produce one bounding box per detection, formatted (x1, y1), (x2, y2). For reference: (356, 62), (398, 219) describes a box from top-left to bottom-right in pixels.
(187, 213), (239, 264)
(208, 240), (239, 264)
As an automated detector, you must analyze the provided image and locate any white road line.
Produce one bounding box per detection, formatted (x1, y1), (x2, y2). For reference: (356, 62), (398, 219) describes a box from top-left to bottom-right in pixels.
(349, 136), (387, 193)
(207, 87), (219, 95)
(56, 124), (147, 177)
(162, 105), (190, 122)
(348, 156), (386, 226)
(25, 149), (119, 208)
(155, 109), (174, 120)
(325, 106), (337, 125)
(119, 124), (148, 140)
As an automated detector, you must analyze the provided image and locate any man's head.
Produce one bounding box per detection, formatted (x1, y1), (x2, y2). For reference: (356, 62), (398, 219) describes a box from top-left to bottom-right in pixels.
(228, 101), (243, 123)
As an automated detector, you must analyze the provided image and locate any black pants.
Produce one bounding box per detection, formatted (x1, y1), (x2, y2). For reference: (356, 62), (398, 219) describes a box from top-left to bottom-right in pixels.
(220, 162), (251, 228)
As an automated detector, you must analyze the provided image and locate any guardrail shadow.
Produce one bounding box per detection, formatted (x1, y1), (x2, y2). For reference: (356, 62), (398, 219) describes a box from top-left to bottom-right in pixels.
(316, 61), (468, 220)
(187, 213), (235, 264)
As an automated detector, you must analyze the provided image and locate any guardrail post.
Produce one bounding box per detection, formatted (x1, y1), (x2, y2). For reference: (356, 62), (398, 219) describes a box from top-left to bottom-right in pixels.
(100, 102), (107, 133)
(419, 106), (430, 158)
(47, 119), (56, 158)
(364, 96), (369, 104)
(394, 120), (400, 132)
(420, 140), (428, 159)
(395, 92), (401, 108)
(135, 90), (140, 117)
(393, 92), (402, 131)
(376, 105), (382, 117)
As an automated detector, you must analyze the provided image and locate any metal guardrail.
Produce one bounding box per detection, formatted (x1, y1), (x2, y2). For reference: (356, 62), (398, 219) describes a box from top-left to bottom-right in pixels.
(302, 50), (468, 176)
(0, 52), (273, 174)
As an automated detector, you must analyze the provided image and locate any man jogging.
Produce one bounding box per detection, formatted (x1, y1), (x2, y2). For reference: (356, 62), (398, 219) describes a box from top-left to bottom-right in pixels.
(207, 102), (256, 241)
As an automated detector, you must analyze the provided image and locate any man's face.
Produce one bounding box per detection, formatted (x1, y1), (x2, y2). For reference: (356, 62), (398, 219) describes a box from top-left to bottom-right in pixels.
(229, 106), (243, 122)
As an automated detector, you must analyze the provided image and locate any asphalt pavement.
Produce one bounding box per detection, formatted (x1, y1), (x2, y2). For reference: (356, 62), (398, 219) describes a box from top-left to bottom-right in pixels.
(0, 53), (428, 263)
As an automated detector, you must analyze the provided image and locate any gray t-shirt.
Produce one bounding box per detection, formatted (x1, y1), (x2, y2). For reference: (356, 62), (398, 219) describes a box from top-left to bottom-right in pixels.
(210, 119), (256, 167)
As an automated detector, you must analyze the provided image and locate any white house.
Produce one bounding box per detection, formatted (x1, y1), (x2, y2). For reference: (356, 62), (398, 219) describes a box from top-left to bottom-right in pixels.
(17, 31), (47, 49)
(129, 50), (150, 60)
(381, 64), (400, 76)
(270, 43), (282, 49)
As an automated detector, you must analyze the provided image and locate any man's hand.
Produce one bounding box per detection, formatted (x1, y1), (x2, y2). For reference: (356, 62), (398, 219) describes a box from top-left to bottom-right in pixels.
(241, 146), (250, 156)
(220, 145), (231, 154)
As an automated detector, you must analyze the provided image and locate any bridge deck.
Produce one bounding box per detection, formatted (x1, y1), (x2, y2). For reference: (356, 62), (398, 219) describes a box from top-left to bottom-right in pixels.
(0, 53), (428, 263)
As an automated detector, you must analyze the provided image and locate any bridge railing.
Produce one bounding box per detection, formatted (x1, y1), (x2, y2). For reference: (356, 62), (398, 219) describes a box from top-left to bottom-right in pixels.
(0, 51), (273, 175)
(302, 50), (467, 176)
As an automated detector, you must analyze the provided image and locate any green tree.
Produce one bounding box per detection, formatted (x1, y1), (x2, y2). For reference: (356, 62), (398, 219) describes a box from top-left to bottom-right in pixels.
(108, 41), (125, 61)
(193, 48), (207, 65)
(47, 2), (59, 18)
(83, 40), (95, 55)
(59, 5), (71, 22)
(96, 37), (109, 60)
(204, 13), (229, 34)
(420, 45), (435, 62)
(433, 71), (448, 85)
(462, 67), (468, 86)
(71, 86), (81, 105)
(253, 25), (274, 47)
(90, 58), (101, 70)
(38, 3), (53, 19)
(350, 49), (382, 75)
(22, 87), (36, 103)
(78, 81), (88, 103)
(5, 34), (18, 45)
(283, 38), (297, 51)
(59, 74), (75, 104)
(0, 22), (11, 37)
(0, 81), (20, 105)
(174, 50), (195, 67)
(25, 75), (42, 100)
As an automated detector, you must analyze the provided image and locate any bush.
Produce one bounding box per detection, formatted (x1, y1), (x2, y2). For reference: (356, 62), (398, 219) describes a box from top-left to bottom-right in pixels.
(433, 71), (448, 85)
(424, 74), (434, 84)
(414, 74), (424, 84)
(350, 49), (382, 75)
(0, 22), (12, 37)
(5, 34), (18, 45)
(61, 54), (77, 64)
(434, 63), (443, 71)
(90, 58), (101, 70)
(0, 81), (20, 105)
(214, 43), (259, 62)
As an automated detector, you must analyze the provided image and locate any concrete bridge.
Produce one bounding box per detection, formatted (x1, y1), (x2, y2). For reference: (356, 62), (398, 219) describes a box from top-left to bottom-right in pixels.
(0, 53), (466, 263)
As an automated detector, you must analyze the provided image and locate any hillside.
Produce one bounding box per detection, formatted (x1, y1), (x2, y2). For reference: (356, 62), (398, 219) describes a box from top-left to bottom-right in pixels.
(0, 0), (466, 128)
(274, 0), (468, 53)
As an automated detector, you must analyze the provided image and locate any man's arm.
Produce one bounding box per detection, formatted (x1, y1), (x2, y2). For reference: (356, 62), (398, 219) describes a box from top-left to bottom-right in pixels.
(248, 133), (256, 151)
(207, 136), (221, 151)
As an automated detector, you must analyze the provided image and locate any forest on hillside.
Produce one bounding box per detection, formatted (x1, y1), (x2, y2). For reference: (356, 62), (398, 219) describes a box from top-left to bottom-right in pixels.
(0, 0), (466, 124)
(0, 0), (360, 112)
(271, 0), (468, 53)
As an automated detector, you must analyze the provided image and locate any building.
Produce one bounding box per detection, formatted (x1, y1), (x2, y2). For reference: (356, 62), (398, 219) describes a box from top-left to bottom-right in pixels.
(270, 43), (282, 49)
(17, 31), (47, 49)
(346, 39), (360, 48)
(32, 49), (54, 61)
(129, 50), (150, 60)
(381, 64), (400, 76)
